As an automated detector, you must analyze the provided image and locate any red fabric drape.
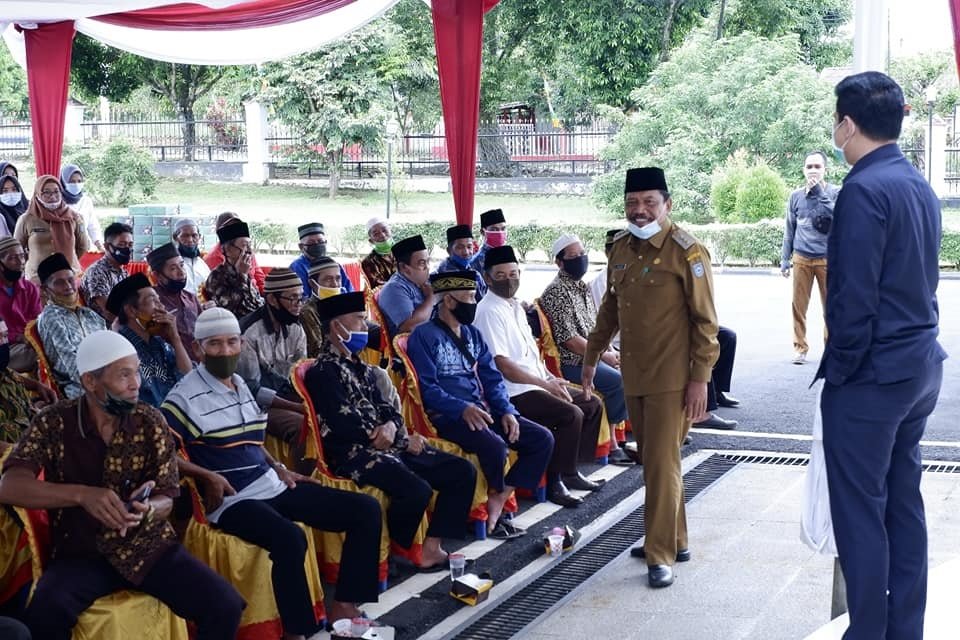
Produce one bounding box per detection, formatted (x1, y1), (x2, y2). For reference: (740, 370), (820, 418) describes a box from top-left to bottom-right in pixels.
(24, 21), (76, 177)
(431, 0), (498, 226)
(95, 0), (358, 30)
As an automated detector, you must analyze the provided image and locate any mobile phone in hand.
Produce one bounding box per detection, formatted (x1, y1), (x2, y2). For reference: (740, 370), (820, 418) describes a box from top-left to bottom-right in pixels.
(126, 485), (153, 513)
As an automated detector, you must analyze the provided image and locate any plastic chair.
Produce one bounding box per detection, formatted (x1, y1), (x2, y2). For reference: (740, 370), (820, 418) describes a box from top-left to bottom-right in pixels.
(392, 334), (528, 538)
(288, 359), (395, 585)
(365, 287), (404, 387)
(180, 475), (326, 639)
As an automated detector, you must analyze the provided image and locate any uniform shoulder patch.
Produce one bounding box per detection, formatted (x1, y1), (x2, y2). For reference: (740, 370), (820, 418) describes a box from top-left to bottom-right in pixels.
(671, 227), (696, 250)
(613, 229), (631, 243)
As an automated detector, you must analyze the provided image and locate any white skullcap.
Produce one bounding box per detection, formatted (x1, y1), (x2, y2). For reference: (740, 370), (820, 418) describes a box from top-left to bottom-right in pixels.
(552, 233), (582, 258)
(194, 307), (241, 340)
(77, 331), (137, 375)
(366, 216), (388, 232)
(174, 218), (198, 233)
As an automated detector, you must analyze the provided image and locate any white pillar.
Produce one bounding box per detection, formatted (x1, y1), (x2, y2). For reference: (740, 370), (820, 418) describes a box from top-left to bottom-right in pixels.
(853, 0), (889, 73)
(63, 101), (85, 145)
(928, 116), (948, 197)
(99, 96), (111, 140)
(242, 100), (270, 184)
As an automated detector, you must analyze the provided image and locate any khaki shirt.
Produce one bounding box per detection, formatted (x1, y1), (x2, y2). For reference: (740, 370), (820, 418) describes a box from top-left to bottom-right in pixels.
(585, 217), (719, 396)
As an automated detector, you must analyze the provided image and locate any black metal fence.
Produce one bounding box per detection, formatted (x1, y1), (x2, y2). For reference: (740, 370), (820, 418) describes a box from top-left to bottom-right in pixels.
(81, 117), (247, 161)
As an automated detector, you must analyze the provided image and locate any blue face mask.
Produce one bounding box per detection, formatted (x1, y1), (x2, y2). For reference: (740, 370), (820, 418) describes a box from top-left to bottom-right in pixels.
(341, 331), (369, 354)
(832, 120), (850, 166)
(449, 254), (471, 269)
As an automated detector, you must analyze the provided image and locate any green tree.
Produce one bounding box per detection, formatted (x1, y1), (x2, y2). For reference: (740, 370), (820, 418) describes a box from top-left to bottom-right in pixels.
(594, 28), (836, 223)
(381, 0), (442, 135)
(260, 23), (389, 198)
(0, 44), (29, 118)
(723, 0), (853, 69)
(889, 50), (960, 118)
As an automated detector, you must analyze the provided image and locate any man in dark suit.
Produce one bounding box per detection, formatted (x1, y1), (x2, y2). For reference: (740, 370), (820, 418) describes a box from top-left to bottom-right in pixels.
(817, 71), (946, 640)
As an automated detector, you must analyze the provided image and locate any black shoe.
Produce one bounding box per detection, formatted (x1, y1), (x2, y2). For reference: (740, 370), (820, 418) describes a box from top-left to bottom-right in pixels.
(630, 546), (691, 562)
(547, 480), (583, 508)
(647, 564), (674, 588)
(562, 472), (605, 492)
(607, 448), (634, 466)
(716, 392), (740, 408)
(489, 517), (526, 539)
(692, 413), (738, 430)
(683, 435), (692, 446)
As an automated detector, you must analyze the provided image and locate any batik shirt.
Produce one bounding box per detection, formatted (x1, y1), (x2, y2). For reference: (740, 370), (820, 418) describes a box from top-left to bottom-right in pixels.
(0, 368), (32, 443)
(205, 261), (263, 319)
(3, 399), (180, 584)
(80, 256), (127, 318)
(306, 339), (407, 472)
(539, 269), (598, 366)
(37, 304), (107, 399)
(361, 250), (396, 289)
(118, 325), (182, 408)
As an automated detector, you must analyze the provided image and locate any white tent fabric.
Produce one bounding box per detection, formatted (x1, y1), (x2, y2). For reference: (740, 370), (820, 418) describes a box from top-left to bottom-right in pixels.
(2, 0), (400, 66)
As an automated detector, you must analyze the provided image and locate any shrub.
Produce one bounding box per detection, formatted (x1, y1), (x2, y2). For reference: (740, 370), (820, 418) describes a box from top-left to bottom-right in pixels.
(249, 221), (295, 253)
(64, 138), (158, 206)
(710, 151), (750, 222)
(734, 163), (788, 222)
(940, 228), (960, 268)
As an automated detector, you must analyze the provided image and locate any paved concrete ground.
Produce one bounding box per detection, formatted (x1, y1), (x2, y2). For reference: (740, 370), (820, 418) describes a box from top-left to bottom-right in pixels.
(522, 455), (960, 640)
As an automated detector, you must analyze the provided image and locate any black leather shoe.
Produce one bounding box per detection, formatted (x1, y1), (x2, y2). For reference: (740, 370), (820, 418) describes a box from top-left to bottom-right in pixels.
(630, 546), (691, 562)
(647, 564), (674, 588)
(716, 392), (740, 408)
(692, 413), (738, 430)
(562, 472), (605, 492)
(607, 448), (634, 466)
(547, 481), (583, 508)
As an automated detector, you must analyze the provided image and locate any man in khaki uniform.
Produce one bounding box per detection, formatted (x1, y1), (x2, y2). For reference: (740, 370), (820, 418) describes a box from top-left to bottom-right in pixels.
(583, 167), (719, 589)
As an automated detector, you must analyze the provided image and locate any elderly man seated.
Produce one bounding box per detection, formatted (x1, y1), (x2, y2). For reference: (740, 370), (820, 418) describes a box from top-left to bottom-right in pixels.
(289, 222), (354, 295)
(306, 291), (476, 569)
(171, 218), (211, 296)
(474, 245), (606, 507)
(300, 256), (345, 357)
(107, 273), (193, 407)
(162, 307), (383, 630)
(0, 236), (42, 373)
(238, 268), (308, 467)
(148, 242), (204, 361)
(203, 212), (266, 293)
(378, 235), (434, 339)
(36, 253), (107, 399)
(361, 217), (396, 289)
(205, 220), (263, 318)
(407, 271), (553, 539)
(435, 224), (486, 299)
(0, 330), (244, 640)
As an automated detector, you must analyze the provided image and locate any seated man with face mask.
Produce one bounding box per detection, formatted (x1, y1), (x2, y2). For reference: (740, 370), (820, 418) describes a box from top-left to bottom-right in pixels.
(361, 217), (396, 289)
(306, 291), (476, 570)
(469, 209), (508, 273)
(205, 221), (264, 319)
(301, 256), (345, 358)
(435, 224), (486, 300)
(289, 222), (354, 294)
(238, 268), (308, 467)
(81, 222), (133, 322)
(148, 242), (204, 361)
(407, 271), (554, 539)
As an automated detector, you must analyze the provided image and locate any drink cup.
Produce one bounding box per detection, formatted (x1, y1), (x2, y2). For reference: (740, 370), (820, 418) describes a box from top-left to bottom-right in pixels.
(449, 552), (467, 580)
(548, 534), (564, 558)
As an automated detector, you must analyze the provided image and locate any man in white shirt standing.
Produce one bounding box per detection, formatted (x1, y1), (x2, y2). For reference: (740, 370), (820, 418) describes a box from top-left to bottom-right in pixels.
(172, 218), (211, 297)
(474, 245), (605, 508)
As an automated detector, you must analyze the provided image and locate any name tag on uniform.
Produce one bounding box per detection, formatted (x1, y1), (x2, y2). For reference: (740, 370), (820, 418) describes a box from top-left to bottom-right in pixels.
(613, 263), (626, 270)
(691, 261), (705, 278)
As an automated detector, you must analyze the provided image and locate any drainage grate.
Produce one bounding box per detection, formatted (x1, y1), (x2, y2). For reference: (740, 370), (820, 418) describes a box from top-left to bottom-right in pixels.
(720, 453), (960, 474)
(450, 454), (738, 640)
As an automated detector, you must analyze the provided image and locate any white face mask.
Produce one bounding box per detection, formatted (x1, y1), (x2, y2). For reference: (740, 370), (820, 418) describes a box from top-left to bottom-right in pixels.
(0, 192), (20, 206)
(628, 220), (661, 240)
(65, 182), (83, 196)
(41, 199), (62, 210)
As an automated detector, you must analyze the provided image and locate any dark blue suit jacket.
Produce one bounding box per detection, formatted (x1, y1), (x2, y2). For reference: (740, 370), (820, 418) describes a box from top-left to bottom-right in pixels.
(816, 143), (947, 386)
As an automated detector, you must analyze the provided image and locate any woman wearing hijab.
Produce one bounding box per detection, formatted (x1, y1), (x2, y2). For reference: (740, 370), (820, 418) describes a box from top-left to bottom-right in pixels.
(0, 174), (27, 239)
(13, 175), (89, 282)
(60, 163), (103, 252)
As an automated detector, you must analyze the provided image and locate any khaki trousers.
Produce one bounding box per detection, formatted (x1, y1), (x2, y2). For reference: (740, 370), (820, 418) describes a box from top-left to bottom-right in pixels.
(626, 391), (689, 567)
(792, 254), (827, 354)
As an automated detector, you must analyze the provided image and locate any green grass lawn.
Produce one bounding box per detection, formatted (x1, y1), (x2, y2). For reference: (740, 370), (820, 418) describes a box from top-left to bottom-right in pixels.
(98, 178), (613, 232)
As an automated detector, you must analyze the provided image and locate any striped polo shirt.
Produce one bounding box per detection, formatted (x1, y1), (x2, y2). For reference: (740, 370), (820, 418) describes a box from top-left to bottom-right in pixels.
(161, 364), (286, 522)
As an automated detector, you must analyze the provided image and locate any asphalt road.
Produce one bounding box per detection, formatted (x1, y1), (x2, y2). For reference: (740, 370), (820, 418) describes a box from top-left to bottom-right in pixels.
(518, 266), (960, 462)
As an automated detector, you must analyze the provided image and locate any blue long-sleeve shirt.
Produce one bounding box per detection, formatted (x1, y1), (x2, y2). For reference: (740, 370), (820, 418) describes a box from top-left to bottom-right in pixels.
(407, 318), (517, 423)
(289, 255), (354, 295)
(815, 143), (947, 387)
(435, 255), (487, 299)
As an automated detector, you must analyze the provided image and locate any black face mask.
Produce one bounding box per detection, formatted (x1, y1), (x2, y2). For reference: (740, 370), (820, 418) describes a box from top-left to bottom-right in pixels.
(1, 266), (22, 283)
(452, 300), (477, 325)
(0, 343), (10, 370)
(205, 353), (240, 379)
(109, 245), (132, 265)
(162, 278), (188, 294)
(99, 391), (138, 417)
(304, 243), (327, 261)
(562, 255), (589, 280)
(178, 244), (200, 259)
(487, 278), (519, 299)
(272, 303), (300, 326)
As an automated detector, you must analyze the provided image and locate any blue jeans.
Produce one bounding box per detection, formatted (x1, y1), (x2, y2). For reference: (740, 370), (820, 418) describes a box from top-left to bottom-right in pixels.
(561, 361), (627, 424)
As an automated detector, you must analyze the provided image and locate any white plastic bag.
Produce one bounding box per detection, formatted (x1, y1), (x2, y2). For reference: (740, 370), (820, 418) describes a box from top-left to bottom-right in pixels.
(801, 384), (838, 556)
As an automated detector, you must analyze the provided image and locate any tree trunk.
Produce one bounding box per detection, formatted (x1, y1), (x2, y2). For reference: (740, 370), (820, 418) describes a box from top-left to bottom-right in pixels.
(179, 108), (197, 161)
(717, 0), (727, 40)
(660, 0), (681, 61)
(477, 123), (515, 177)
(328, 149), (342, 199)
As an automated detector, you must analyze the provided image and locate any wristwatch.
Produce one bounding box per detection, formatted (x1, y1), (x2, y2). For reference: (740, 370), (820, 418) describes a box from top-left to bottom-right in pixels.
(274, 462), (287, 471)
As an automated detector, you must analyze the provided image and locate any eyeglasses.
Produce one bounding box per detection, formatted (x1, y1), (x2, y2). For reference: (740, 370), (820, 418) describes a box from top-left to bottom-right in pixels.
(39, 189), (60, 198)
(276, 294), (305, 306)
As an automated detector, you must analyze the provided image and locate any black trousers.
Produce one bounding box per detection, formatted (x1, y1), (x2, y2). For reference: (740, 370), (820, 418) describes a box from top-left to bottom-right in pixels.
(333, 446), (476, 548)
(216, 483), (382, 635)
(26, 543), (244, 640)
(707, 326), (737, 411)
(511, 389), (603, 478)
